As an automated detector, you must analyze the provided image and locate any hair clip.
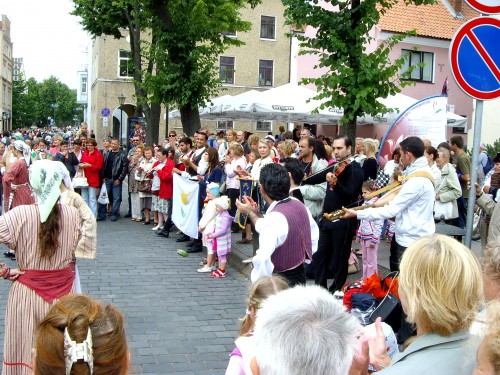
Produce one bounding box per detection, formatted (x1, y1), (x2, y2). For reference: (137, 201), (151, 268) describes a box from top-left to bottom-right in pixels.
(64, 327), (93, 375)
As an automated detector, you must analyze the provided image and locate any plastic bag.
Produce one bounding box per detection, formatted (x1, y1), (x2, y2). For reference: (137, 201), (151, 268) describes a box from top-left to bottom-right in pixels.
(97, 183), (109, 205)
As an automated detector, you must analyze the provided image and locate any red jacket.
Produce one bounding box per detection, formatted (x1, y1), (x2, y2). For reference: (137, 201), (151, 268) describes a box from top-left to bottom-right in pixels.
(81, 150), (103, 188)
(152, 158), (174, 199)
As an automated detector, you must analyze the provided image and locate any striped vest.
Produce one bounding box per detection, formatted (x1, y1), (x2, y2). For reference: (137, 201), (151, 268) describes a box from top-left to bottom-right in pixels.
(271, 199), (312, 272)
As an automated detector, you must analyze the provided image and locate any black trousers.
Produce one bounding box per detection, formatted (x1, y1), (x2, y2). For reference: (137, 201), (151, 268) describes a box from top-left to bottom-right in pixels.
(389, 237), (407, 272)
(314, 217), (358, 292)
(277, 264), (306, 287)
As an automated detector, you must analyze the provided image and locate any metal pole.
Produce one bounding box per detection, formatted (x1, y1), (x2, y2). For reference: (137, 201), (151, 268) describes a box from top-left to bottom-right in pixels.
(120, 107), (124, 152)
(464, 99), (483, 248)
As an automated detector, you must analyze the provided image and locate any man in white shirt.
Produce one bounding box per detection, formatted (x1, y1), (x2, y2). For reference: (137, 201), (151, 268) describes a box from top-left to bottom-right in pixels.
(236, 163), (319, 286)
(342, 136), (435, 271)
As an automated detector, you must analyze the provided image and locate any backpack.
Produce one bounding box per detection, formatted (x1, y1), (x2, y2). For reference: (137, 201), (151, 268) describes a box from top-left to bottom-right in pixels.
(483, 153), (494, 175)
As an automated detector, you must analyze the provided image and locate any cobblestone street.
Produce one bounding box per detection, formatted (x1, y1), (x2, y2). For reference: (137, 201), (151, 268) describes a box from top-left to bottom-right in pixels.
(0, 217), (251, 375)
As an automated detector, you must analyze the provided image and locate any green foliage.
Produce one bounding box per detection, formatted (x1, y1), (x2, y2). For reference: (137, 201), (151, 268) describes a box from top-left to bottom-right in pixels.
(71, 0), (261, 137)
(485, 139), (500, 157)
(282, 0), (434, 140)
(12, 75), (80, 128)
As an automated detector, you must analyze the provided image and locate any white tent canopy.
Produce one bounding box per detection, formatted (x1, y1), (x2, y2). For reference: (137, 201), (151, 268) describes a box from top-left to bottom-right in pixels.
(169, 84), (467, 128)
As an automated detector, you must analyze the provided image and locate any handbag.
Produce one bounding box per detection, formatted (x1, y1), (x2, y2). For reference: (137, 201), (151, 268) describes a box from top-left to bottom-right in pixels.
(72, 170), (88, 189)
(138, 178), (152, 193)
(434, 200), (454, 220)
(348, 248), (360, 274)
(434, 180), (456, 220)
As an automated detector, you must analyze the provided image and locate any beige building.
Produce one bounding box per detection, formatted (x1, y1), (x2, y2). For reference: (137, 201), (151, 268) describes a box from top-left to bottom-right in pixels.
(88, 0), (291, 144)
(0, 15), (13, 132)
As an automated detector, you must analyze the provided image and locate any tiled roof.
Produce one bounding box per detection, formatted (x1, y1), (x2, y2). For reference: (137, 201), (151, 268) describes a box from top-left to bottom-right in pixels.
(378, 0), (480, 40)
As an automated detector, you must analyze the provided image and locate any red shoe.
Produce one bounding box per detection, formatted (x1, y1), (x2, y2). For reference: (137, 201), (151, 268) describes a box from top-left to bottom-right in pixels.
(211, 269), (226, 278)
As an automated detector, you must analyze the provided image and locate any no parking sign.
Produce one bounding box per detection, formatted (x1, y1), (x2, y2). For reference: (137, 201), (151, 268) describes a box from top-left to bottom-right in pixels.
(449, 17), (500, 100)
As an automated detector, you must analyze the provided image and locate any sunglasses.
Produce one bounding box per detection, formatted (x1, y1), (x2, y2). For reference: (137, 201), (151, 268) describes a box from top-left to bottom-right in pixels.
(169, 134), (176, 137)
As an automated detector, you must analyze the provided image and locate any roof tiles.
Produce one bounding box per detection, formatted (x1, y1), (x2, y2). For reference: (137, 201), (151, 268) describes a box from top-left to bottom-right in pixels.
(378, 0), (480, 40)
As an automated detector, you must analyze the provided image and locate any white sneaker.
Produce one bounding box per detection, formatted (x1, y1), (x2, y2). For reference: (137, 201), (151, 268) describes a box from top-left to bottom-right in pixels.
(197, 266), (212, 273)
(152, 224), (161, 231)
(210, 265), (218, 271)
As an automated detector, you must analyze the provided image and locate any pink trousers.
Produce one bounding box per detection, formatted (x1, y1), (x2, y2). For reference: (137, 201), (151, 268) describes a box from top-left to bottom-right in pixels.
(361, 239), (379, 279)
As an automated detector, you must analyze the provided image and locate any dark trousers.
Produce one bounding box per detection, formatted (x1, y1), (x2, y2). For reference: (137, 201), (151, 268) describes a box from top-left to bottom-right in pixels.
(389, 237), (407, 272)
(277, 264), (306, 287)
(314, 217), (357, 292)
(227, 188), (239, 218)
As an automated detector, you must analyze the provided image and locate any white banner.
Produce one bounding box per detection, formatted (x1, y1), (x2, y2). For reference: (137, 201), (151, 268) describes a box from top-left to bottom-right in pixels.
(172, 174), (200, 239)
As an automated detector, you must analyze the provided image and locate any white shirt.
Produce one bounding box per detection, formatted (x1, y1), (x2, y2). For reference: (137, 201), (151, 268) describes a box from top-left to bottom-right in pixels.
(251, 197), (319, 282)
(357, 156), (435, 247)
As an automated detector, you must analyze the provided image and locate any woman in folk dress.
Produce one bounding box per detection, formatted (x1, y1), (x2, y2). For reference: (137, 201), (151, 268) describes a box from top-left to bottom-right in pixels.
(1, 160), (81, 375)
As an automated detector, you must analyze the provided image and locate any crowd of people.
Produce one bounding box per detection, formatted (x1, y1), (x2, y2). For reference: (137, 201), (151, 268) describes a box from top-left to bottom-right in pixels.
(0, 121), (499, 374)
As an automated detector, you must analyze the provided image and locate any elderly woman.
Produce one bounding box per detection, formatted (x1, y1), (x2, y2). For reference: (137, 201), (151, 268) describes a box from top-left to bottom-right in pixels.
(136, 146), (157, 225)
(0, 160), (82, 375)
(483, 241), (500, 302)
(473, 300), (500, 375)
(151, 148), (175, 237)
(369, 234), (483, 374)
(434, 148), (461, 222)
(425, 146), (441, 187)
(128, 145), (144, 222)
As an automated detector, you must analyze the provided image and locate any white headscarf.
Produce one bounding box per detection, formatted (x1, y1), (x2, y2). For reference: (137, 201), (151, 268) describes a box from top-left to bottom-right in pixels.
(29, 160), (63, 223)
(13, 140), (31, 166)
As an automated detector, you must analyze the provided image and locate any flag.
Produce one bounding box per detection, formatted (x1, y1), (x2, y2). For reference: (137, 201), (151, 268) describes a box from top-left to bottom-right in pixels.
(172, 174), (200, 239)
(441, 77), (448, 95)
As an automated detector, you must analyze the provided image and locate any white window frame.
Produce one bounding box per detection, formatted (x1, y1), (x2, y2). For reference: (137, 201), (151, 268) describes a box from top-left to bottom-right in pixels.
(256, 121), (272, 132)
(258, 59), (274, 87)
(219, 56), (236, 84)
(222, 31), (237, 38)
(216, 120), (234, 130)
(401, 49), (434, 83)
(260, 15), (277, 41)
(118, 49), (133, 78)
(81, 76), (88, 94)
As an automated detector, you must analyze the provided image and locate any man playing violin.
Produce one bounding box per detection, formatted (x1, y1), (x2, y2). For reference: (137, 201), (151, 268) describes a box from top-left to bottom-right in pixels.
(303, 135), (364, 292)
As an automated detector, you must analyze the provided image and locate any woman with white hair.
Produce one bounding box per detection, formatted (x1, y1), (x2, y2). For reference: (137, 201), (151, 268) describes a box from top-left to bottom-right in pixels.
(369, 234), (483, 374)
(0, 159), (82, 375)
(2, 140), (34, 213)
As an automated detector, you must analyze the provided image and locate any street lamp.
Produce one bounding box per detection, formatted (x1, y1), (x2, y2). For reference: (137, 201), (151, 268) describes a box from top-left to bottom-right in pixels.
(117, 94), (126, 151)
(51, 103), (59, 125)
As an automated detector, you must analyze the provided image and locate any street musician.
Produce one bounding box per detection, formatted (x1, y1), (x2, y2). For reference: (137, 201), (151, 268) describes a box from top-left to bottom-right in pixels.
(302, 135), (363, 292)
(341, 136), (435, 272)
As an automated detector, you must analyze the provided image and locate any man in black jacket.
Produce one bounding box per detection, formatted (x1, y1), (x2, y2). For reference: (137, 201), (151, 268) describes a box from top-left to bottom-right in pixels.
(97, 139), (129, 221)
(302, 135), (364, 292)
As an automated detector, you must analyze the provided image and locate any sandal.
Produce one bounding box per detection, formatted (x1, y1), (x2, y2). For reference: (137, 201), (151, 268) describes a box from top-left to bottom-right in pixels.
(211, 269), (226, 278)
(236, 238), (252, 244)
(199, 258), (208, 266)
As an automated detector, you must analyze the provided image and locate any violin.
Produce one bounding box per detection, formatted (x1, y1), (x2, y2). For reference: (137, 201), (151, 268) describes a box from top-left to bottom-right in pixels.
(301, 156), (354, 186)
(327, 158), (351, 186)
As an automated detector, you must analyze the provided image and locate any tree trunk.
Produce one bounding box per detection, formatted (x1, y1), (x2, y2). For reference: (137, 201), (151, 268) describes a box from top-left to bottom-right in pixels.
(180, 106), (201, 137)
(341, 122), (357, 151)
(147, 103), (161, 145)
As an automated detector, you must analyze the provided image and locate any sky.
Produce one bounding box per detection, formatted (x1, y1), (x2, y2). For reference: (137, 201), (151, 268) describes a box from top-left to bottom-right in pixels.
(1, 0), (88, 89)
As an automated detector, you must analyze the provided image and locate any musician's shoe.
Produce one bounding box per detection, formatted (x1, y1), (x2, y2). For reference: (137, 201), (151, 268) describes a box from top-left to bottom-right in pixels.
(187, 243), (203, 253)
(176, 234), (190, 242)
